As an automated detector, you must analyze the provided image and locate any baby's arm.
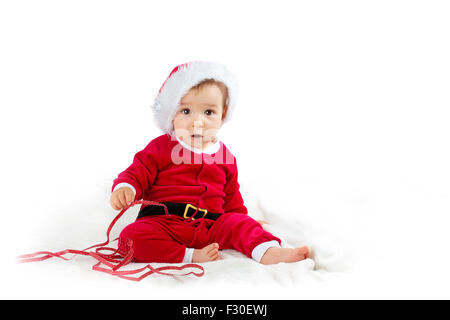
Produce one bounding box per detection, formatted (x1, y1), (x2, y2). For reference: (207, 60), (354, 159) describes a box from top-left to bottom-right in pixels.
(110, 140), (160, 210)
(223, 158), (248, 214)
(223, 158), (266, 225)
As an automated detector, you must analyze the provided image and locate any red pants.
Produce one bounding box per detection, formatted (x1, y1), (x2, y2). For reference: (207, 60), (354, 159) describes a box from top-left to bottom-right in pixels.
(118, 213), (281, 263)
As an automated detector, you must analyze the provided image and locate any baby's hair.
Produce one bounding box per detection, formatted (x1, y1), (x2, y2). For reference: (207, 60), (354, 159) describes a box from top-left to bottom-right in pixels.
(190, 79), (229, 120)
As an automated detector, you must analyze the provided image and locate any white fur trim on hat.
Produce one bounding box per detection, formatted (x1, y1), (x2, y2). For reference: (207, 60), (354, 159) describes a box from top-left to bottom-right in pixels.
(151, 61), (238, 134)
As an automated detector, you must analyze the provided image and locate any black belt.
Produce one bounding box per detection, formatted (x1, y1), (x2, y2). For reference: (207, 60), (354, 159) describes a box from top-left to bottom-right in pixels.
(137, 202), (222, 221)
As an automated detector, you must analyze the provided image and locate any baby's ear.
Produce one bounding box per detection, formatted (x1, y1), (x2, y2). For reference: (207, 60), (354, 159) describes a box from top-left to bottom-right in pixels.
(221, 105), (229, 121)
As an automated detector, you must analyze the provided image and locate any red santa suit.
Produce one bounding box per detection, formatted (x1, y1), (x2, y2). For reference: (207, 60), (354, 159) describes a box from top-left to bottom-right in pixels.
(112, 133), (281, 263)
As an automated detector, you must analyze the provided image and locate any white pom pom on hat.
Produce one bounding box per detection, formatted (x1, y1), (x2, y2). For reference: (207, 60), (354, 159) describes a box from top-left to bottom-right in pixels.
(151, 61), (238, 134)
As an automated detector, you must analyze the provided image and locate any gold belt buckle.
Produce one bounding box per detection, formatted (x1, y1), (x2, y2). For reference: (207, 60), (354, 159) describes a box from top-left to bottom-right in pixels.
(183, 204), (208, 220)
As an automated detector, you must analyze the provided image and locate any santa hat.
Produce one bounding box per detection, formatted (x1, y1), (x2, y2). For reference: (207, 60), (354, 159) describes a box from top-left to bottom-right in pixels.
(151, 61), (238, 134)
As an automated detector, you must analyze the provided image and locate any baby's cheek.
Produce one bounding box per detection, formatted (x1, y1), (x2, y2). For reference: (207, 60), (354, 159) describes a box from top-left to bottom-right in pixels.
(173, 127), (190, 141)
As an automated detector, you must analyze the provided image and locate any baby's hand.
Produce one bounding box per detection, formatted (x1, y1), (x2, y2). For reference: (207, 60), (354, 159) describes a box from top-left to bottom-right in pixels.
(110, 187), (135, 210)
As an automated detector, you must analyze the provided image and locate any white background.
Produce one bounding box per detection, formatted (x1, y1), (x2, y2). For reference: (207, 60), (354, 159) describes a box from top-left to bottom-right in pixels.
(1, 0), (450, 299)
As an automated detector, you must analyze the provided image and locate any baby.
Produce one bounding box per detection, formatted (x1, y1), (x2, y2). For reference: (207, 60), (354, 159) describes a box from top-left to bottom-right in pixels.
(110, 61), (310, 264)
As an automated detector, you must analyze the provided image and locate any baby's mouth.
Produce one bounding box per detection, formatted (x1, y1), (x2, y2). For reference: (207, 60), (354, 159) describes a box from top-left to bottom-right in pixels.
(191, 134), (203, 139)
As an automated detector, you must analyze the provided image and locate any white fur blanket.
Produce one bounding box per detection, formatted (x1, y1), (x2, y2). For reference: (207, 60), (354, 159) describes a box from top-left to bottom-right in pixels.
(5, 178), (354, 299)
(4, 168), (450, 299)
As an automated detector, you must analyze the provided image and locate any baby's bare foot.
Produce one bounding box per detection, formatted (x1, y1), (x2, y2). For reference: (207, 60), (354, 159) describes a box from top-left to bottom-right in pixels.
(260, 246), (310, 265)
(192, 243), (220, 263)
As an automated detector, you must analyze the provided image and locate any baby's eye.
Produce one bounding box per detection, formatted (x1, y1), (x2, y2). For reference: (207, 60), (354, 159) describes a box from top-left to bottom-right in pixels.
(181, 108), (190, 115)
(205, 109), (214, 116)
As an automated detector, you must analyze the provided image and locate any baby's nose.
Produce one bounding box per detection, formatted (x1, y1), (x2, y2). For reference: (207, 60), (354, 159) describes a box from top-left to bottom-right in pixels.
(193, 118), (204, 128)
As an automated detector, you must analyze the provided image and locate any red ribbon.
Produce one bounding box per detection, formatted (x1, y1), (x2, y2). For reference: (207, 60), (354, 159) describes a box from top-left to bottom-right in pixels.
(17, 200), (205, 281)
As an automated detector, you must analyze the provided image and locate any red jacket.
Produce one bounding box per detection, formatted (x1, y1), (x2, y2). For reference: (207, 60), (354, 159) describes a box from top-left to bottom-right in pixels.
(112, 134), (248, 215)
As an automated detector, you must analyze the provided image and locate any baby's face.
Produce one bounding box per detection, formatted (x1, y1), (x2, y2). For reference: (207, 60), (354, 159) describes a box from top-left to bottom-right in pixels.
(173, 84), (224, 150)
